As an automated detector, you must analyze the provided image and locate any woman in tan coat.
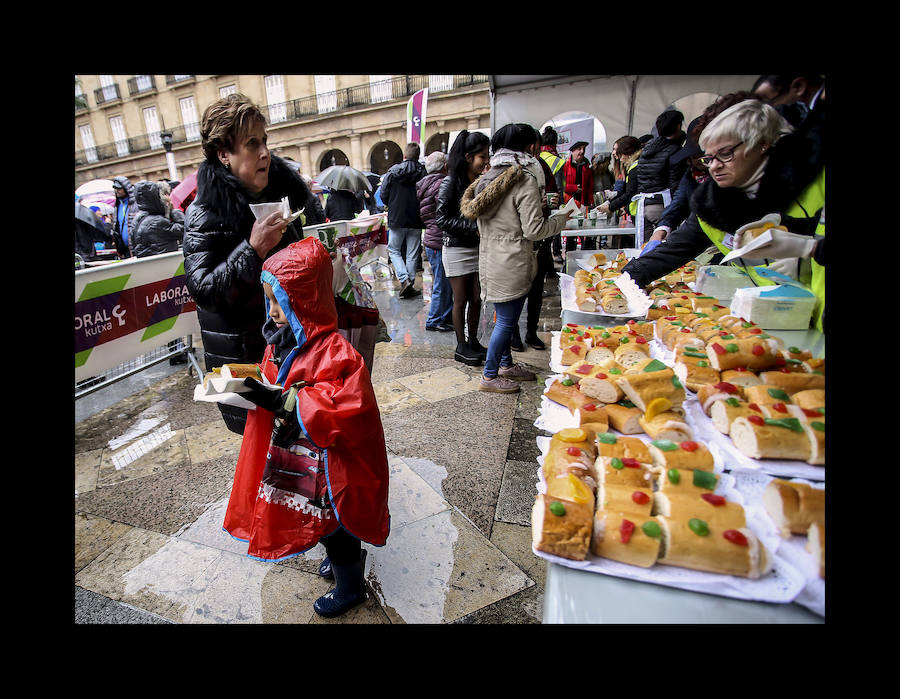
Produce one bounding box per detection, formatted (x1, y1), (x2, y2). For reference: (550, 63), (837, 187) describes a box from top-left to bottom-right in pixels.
(461, 123), (572, 393)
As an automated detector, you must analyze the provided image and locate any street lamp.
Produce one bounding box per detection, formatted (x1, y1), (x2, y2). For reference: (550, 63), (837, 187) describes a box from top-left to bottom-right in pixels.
(161, 131), (178, 182)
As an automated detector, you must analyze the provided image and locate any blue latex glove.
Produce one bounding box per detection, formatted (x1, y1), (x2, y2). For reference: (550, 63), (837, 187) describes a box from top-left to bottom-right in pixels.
(639, 239), (661, 257)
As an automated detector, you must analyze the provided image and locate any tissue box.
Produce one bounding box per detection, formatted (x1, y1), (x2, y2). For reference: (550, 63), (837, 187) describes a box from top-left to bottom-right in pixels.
(730, 284), (816, 330)
(695, 265), (753, 300)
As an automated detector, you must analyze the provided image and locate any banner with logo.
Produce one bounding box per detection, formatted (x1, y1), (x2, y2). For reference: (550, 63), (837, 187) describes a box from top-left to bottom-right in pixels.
(75, 252), (201, 381)
(406, 88), (428, 145)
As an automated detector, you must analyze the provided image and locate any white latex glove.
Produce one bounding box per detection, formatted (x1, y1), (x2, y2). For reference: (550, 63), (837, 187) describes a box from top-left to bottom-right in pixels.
(766, 257), (801, 280)
(733, 214), (782, 250)
(747, 229), (817, 260)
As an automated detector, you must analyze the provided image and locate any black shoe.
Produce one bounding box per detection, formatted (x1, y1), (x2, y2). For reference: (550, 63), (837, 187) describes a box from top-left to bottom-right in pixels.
(469, 338), (488, 359)
(426, 322), (454, 332)
(509, 329), (525, 352)
(454, 342), (483, 366)
(399, 281), (414, 298)
(313, 550), (368, 618)
(525, 332), (546, 350)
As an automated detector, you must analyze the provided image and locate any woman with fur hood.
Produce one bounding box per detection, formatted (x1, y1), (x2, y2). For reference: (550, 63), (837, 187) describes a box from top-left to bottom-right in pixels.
(183, 94), (315, 434)
(461, 123), (572, 394)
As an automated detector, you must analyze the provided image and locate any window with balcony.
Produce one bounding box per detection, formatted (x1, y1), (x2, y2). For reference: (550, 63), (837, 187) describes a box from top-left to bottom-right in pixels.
(109, 115), (129, 157)
(315, 75), (337, 114)
(370, 75), (392, 103)
(219, 84), (237, 98)
(265, 75), (287, 123)
(429, 75), (455, 93)
(99, 75), (118, 103)
(79, 124), (98, 163)
(180, 96), (201, 142)
(143, 106), (163, 150)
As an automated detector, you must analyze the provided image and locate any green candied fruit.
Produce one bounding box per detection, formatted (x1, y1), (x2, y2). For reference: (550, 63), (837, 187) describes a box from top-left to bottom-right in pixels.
(563, 326), (573, 333)
(764, 417), (805, 433)
(725, 343), (739, 352)
(620, 337), (629, 343)
(742, 322), (753, 328)
(598, 432), (618, 444)
(698, 360), (709, 367)
(758, 334), (771, 339)
(725, 397), (740, 407)
(667, 468), (681, 484)
(813, 369), (824, 375)
(643, 359), (668, 372)
(561, 378), (574, 386)
(786, 358), (802, 364)
(610, 457), (625, 470)
(788, 346), (801, 353)
(817, 407), (825, 415)
(695, 312), (708, 317)
(688, 518), (710, 536)
(766, 388), (790, 401)
(608, 367), (622, 374)
(549, 501), (566, 516)
(642, 521), (662, 538)
(672, 375), (683, 389)
(692, 470), (717, 490)
(601, 331), (611, 339)
(620, 400), (635, 408)
(720, 334), (735, 340)
(592, 325), (603, 329)
(811, 421), (825, 432)
(652, 439), (678, 451)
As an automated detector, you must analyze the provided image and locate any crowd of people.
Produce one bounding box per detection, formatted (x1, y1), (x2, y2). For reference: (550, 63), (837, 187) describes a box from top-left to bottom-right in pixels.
(74, 75), (825, 619)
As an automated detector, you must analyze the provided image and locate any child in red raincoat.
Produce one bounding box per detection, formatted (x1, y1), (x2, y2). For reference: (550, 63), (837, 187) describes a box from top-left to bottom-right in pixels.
(223, 236), (390, 617)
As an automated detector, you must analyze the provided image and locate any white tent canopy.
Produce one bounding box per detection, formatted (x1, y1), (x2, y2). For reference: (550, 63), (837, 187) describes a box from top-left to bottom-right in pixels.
(488, 75), (759, 149)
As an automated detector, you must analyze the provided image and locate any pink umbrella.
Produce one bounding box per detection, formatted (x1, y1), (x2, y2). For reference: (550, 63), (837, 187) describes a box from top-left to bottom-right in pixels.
(170, 170), (198, 211)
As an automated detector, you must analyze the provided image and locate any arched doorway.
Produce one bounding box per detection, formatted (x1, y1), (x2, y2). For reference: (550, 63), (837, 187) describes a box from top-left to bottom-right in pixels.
(369, 141), (403, 175)
(540, 111), (608, 161)
(668, 92), (722, 131)
(424, 132), (450, 156)
(318, 149), (350, 171)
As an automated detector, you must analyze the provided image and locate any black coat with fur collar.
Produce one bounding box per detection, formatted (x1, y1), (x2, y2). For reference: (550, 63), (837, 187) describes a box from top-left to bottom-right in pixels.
(183, 155), (311, 370)
(622, 122), (825, 288)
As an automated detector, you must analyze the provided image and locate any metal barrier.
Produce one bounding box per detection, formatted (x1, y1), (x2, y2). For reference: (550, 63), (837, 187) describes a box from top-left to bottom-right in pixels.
(74, 334), (203, 400)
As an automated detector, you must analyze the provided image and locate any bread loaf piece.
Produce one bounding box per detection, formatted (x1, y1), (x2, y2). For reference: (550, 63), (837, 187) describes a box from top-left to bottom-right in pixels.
(729, 415), (811, 461)
(653, 491), (747, 529)
(706, 336), (781, 372)
(658, 517), (772, 579)
(639, 411), (694, 442)
(763, 479), (824, 537)
(791, 388), (825, 411)
(598, 482), (654, 518)
(616, 364), (685, 412)
(532, 494), (593, 561)
(597, 455), (657, 488)
(221, 363), (261, 380)
(648, 439), (715, 472)
(806, 521), (825, 578)
(591, 510), (663, 568)
(758, 370), (825, 395)
(604, 402), (644, 434)
(595, 432), (652, 463)
(657, 466), (720, 495)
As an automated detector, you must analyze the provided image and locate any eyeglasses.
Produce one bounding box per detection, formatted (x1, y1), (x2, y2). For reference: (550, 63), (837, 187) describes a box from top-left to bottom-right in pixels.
(698, 141), (744, 167)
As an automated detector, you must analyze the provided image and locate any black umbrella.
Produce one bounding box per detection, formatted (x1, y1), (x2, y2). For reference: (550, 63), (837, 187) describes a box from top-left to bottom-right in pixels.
(75, 202), (110, 236)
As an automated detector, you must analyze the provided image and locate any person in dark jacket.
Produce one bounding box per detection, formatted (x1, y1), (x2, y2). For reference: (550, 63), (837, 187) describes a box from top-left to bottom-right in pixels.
(632, 109), (687, 237)
(622, 99), (824, 321)
(183, 93), (312, 434)
(436, 130), (491, 366)
(111, 175), (139, 258)
(417, 151), (454, 332)
(381, 142), (426, 298)
(324, 188), (363, 222)
(131, 181), (185, 258)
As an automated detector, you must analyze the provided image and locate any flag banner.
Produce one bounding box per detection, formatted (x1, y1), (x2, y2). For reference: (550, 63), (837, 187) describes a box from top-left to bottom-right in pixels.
(406, 88), (429, 145)
(75, 252), (201, 381)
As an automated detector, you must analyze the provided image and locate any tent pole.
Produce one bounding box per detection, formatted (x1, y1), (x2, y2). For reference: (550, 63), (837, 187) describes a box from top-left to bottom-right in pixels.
(626, 75), (638, 136)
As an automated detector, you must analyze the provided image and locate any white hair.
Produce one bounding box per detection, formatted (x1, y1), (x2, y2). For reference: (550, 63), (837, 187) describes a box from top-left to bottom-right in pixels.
(425, 150), (448, 174)
(699, 99), (793, 152)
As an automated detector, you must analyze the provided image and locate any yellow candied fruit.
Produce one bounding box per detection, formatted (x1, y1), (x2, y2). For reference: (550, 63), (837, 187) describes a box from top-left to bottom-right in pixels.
(556, 427), (588, 443)
(674, 306), (690, 314)
(644, 397), (673, 422)
(546, 473), (594, 505)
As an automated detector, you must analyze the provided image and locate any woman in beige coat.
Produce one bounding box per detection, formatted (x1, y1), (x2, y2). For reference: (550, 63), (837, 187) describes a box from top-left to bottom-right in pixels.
(461, 123), (572, 393)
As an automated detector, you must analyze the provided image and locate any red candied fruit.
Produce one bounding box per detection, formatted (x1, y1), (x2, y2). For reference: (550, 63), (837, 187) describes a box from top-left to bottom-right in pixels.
(701, 493), (726, 506)
(632, 491), (650, 505)
(723, 529), (748, 546)
(748, 415), (765, 425)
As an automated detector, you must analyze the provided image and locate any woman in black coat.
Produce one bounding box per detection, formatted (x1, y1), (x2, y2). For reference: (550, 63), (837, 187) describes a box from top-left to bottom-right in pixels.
(183, 93), (314, 434)
(132, 181), (185, 258)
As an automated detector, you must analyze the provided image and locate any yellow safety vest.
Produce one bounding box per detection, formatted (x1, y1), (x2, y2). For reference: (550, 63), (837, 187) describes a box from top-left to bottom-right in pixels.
(784, 168), (825, 332)
(540, 150), (565, 175)
(626, 160), (640, 216)
(698, 166), (826, 330)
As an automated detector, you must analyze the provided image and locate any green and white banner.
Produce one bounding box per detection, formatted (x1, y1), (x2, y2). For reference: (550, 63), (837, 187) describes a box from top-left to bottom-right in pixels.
(75, 252), (201, 382)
